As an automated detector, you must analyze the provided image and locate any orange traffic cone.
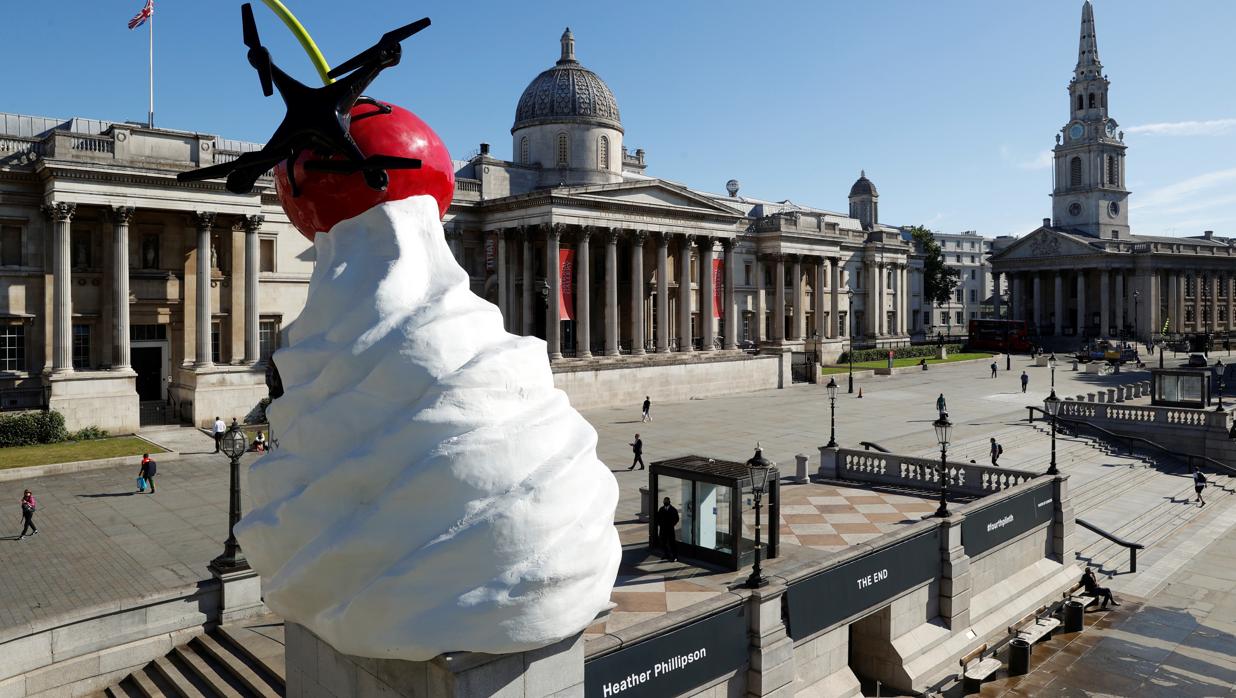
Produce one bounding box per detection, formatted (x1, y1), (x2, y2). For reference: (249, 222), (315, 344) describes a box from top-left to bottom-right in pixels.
(857, 387), (864, 398)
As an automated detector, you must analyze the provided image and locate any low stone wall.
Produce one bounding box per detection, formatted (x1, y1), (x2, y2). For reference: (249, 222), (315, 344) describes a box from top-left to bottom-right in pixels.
(552, 353), (783, 412)
(822, 447), (1039, 498)
(1054, 400), (1236, 467)
(0, 583), (219, 698)
(47, 371), (139, 433)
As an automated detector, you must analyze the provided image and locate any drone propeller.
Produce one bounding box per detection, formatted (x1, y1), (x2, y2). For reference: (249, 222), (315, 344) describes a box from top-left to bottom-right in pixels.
(326, 17), (430, 79)
(302, 155), (422, 174)
(241, 3), (274, 97)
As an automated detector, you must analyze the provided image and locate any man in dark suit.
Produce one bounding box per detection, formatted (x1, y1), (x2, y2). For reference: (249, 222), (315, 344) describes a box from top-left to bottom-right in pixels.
(656, 497), (680, 562)
(628, 434), (645, 471)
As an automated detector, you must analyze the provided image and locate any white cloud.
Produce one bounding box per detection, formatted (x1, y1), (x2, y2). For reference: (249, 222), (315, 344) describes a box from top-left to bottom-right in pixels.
(1017, 151), (1053, 170)
(1133, 167), (1236, 211)
(1125, 118), (1236, 137)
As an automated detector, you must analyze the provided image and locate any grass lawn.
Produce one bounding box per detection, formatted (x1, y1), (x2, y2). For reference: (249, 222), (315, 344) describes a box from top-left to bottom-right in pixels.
(820, 352), (996, 374)
(0, 437), (166, 470)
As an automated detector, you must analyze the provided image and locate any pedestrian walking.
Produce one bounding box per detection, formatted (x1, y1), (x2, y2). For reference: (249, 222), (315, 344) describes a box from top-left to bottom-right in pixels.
(990, 361), (998, 378)
(18, 489), (38, 539)
(655, 497), (680, 561)
(1081, 568), (1119, 609)
(1020, 371), (1029, 393)
(212, 416), (226, 453)
(936, 393), (947, 416)
(641, 396), (651, 423)
(990, 437), (1002, 467)
(138, 454), (157, 494)
(628, 433), (645, 471)
(1194, 467), (1208, 506)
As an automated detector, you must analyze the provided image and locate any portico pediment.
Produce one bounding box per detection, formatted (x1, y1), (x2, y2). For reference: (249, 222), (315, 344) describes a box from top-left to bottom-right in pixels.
(560, 180), (745, 216)
(991, 227), (1100, 262)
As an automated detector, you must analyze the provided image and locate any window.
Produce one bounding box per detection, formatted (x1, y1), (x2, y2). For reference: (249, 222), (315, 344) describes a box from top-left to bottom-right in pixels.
(744, 263), (752, 286)
(130, 324), (167, 341)
(599, 136), (609, 170)
(923, 311), (931, 326)
(259, 238), (275, 273)
(1088, 92), (1096, 108)
(970, 311), (977, 319)
(838, 312), (847, 336)
(260, 320), (280, 362)
(955, 311), (963, 325)
(940, 312), (948, 325)
(969, 289), (977, 303)
(0, 325), (24, 371)
(520, 136), (529, 164)
(211, 322), (221, 364)
(140, 234), (160, 269)
(1, 226), (20, 266)
(1070, 156), (1082, 187)
(887, 270), (893, 287)
(1106, 155), (1119, 185)
(970, 269), (976, 280)
(71, 230), (92, 269)
(556, 132), (569, 167)
(1077, 94), (1084, 111)
(72, 324), (90, 370)
(969, 241), (976, 250)
(955, 289), (963, 303)
(970, 256), (976, 264)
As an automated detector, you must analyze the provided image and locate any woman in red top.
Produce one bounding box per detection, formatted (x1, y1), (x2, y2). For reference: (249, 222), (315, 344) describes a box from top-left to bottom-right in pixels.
(19, 489), (38, 539)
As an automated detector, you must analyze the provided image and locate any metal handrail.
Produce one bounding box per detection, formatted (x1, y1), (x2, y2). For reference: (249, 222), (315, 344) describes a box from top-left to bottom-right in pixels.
(858, 441), (891, 453)
(1075, 517), (1144, 572)
(1026, 405), (1236, 477)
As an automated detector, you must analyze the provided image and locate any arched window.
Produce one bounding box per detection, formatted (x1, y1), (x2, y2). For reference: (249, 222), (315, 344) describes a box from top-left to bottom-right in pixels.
(520, 137), (529, 164)
(556, 132), (569, 167)
(1088, 92), (1096, 108)
(1107, 155), (1119, 185)
(599, 135), (609, 170)
(1070, 156), (1082, 187)
(1077, 94), (1084, 111)
(1101, 93), (1106, 108)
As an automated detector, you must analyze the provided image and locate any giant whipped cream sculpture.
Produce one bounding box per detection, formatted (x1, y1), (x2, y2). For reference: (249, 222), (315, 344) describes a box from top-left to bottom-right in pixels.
(180, 4), (620, 660)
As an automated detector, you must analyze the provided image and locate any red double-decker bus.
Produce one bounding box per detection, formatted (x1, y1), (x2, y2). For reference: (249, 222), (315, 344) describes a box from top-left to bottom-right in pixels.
(967, 319), (1034, 352)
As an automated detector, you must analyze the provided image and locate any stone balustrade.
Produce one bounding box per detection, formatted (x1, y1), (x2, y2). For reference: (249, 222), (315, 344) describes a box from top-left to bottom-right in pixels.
(827, 448), (1037, 497)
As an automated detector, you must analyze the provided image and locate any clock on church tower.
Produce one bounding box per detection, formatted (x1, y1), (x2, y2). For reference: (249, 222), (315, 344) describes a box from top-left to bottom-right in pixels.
(1050, 1), (1130, 240)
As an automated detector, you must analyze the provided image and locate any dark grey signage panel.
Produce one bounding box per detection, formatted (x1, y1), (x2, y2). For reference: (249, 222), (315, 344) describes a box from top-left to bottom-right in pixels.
(584, 604), (748, 698)
(961, 483), (1054, 557)
(785, 527), (940, 641)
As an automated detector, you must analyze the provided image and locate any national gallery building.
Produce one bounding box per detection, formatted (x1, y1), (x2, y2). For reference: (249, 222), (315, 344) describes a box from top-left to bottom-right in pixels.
(990, 2), (1236, 345)
(0, 27), (933, 429)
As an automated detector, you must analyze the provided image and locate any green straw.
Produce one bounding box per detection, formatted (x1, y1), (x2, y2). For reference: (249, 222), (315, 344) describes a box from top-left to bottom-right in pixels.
(259, 0), (333, 85)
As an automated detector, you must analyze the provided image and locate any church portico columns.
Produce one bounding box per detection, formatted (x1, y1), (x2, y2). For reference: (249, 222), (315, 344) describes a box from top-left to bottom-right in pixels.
(1211, 274), (1221, 334)
(772, 255), (786, 343)
(1099, 270), (1111, 338)
(992, 272), (1003, 319)
(546, 224), (563, 360)
(520, 226), (533, 337)
(722, 238), (737, 350)
(789, 254), (802, 341)
(1032, 273), (1043, 334)
(575, 227), (592, 359)
(604, 228), (620, 357)
(700, 237), (716, 351)
(1114, 272), (1125, 336)
(754, 256), (766, 344)
(655, 232), (671, 353)
(1077, 271), (1087, 337)
(677, 235), (695, 352)
(630, 231), (647, 355)
(1011, 273), (1024, 323)
(44, 202), (76, 373)
(110, 206), (134, 370)
(813, 256), (827, 341)
(1054, 272), (1064, 336)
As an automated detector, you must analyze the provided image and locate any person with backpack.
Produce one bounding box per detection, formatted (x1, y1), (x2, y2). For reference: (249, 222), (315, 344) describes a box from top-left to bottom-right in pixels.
(936, 393), (947, 417)
(1020, 371), (1029, 393)
(1194, 467), (1208, 506)
(990, 361), (998, 379)
(18, 489), (38, 539)
(138, 454), (157, 494)
(990, 437), (1003, 467)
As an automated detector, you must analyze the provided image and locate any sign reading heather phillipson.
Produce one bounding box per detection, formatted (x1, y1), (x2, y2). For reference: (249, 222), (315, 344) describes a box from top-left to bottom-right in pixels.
(961, 482), (1055, 557)
(584, 604), (748, 698)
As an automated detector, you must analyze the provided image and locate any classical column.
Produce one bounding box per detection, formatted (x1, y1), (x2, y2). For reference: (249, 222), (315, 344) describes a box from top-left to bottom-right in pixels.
(1227, 275), (1234, 332)
(1178, 274), (1187, 331)
(656, 232), (671, 353)
(722, 238), (737, 350)
(44, 202), (76, 373)
(1032, 273), (1042, 333)
(992, 271), (1003, 319)
(1010, 273), (1021, 322)
(1167, 272), (1179, 334)
(1099, 269), (1111, 337)
(773, 255), (786, 342)
(785, 255), (800, 341)
(754, 255), (766, 344)
(829, 258), (840, 338)
(445, 226), (462, 262)
(496, 230), (509, 332)
(604, 228), (620, 356)
(242, 214), (263, 364)
(700, 237), (716, 351)
(1114, 272), (1125, 336)
(575, 227), (592, 359)
(521, 226), (533, 336)
(899, 265), (909, 335)
(677, 235), (695, 351)
(110, 206), (135, 370)
(631, 231), (647, 355)
(193, 211), (216, 368)
(546, 224), (563, 360)
(1074, 271), (1085, 335)
(1212, 274), (1221, 333)
(814, 257), (827, 340)
(1053, 272), (1064, 337)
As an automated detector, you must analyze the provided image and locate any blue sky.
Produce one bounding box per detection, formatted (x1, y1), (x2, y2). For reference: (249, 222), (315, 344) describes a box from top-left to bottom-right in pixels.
(4, 1), (1233, 238)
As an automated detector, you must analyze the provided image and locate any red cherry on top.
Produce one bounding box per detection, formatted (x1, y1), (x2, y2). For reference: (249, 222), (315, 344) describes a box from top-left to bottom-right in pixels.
(275, 102), (455, 241)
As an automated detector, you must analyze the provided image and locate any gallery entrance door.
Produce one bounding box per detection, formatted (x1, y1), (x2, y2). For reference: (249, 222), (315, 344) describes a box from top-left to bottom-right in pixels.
(132, 346), (163, 401)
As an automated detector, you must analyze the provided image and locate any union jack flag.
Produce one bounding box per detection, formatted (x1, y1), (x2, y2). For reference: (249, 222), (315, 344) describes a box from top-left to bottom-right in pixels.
(128, 0), (153, 30)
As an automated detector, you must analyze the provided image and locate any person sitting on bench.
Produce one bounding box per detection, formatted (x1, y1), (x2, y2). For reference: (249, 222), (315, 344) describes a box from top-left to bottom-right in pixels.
(1081, 568), (1120, 609)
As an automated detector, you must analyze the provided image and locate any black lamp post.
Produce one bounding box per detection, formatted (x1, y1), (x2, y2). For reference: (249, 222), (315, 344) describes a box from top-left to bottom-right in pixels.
(1004, 322), (1012, 371)
(1159, 338), (1165, 369)
(1133, 290), (1140, 343)
(745, 444), (774, 589)
(1044, 389), (1061, 476)
(825, 377), (839, 448)
(1215, 376), (1225, 413)
(932, 413), (953, 518)
(1049, 355), (1057, 388)
(211, 423), (251, 572)
(846, 288), (856, 394)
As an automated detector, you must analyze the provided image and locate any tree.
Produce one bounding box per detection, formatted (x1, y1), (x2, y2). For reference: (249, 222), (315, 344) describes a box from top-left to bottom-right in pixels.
(907, 226), (960, 309)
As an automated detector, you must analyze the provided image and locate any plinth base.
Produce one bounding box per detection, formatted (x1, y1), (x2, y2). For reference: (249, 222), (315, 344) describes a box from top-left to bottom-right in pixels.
(209, 564), (267, 624)
(285, 623), (584, 698)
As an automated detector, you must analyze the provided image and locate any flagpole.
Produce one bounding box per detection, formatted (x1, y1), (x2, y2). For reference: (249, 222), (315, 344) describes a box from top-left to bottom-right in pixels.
(148, 2), (154, 128)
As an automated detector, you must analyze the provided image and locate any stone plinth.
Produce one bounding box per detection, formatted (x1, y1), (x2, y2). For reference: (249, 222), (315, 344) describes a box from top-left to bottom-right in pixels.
(48, 370), (139, 433)
(209, 564), (266, 624)
(175, 365), (268, 428)
(285, 623), (584, 698)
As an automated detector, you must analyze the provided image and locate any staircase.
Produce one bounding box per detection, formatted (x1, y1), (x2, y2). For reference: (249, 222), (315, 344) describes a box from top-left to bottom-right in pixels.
(95, 617), (285, 698)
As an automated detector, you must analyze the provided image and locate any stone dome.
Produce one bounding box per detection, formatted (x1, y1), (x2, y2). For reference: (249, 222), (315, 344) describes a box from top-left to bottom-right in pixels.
(849, 170), (878, 197)
(512, 28), (622, 133)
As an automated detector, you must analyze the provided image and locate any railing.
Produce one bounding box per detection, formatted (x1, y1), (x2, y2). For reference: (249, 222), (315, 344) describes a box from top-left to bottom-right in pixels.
(0, 137), (44, 156)
(65, 132), (115, 155)
(1075, 517), (1144, 572)
(859, 441), (891, 453)
(835, 448), (1036, 497)
(1056, 398), (1228, 429)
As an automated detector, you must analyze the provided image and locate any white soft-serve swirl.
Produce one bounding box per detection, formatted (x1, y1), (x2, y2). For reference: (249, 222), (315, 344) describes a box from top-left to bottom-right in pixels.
(235, 195), (620, 660)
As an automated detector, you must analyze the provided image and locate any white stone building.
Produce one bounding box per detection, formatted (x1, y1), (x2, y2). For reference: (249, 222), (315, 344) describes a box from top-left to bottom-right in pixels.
(917, 230), (996, 337)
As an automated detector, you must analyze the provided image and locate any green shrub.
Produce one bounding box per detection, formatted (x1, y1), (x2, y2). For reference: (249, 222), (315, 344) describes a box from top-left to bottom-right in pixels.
(71, 426), (109, 441)
(837, 344), (965, 364)
(0, 410), (68, 448)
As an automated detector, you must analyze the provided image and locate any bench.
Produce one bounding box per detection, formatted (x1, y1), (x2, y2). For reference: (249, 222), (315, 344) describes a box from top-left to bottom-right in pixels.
(1008, 605), (1061, 645)
(959, 643), (1000, 692)
(1063, 581), (1099, 610)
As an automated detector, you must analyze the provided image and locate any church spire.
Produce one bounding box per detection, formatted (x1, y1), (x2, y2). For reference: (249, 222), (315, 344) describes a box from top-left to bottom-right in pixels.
(1075, 1), (1102, 80)
(559, 27), (576, 64)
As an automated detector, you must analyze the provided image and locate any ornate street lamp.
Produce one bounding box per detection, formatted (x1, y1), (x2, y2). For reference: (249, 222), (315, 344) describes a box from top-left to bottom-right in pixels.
(932, 413), (953, 518)
(1215, 376), (1225, 413)
(846, 288), (856, 394)
(1133, 290), (1140, 342)
(745, 444), (774, 589)
(211, 422), (251, 572)
(1044, 390), (1061, 476)
(1049, 354), (1057, 388)
(825, 377), (839, 448)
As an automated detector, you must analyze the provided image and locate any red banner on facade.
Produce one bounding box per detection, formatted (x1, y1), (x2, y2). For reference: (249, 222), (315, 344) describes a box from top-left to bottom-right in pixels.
(713, 258), (724, 319)
(484, 236), (496, 276)
(559, 249), (575, 320)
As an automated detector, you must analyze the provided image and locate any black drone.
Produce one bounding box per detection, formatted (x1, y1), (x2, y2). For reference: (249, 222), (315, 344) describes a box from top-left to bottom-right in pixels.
(177, 3), (428, 196)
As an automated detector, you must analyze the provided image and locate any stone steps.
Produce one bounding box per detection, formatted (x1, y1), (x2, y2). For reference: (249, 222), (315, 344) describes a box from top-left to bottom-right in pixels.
(102, 617), (286, 698)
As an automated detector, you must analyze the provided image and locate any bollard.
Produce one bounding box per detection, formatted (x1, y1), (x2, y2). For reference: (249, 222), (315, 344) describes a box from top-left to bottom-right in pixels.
(794, 454), (809, 484)
(1107, 388), (1117, 402)
(1115, 386), (1125, 402)
(638, 486), (651, 522)
(1007, 637), (1031, 676)
(1086, 393), (1095, 402)
(1063, 599), (1085, 633)
(1097, 392), (1106, 404)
